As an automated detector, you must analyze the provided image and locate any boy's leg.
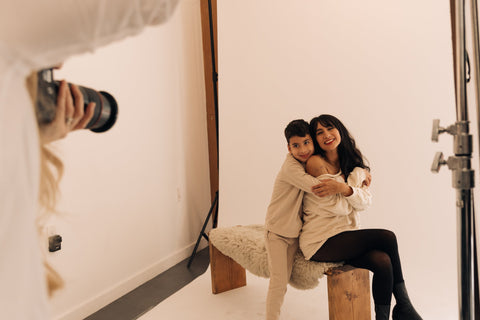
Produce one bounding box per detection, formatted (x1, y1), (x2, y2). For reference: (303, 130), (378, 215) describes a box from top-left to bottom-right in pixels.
(265, 231), (298, 320)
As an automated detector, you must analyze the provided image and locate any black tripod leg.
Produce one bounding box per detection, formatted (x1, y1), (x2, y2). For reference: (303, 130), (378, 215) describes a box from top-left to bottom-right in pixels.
(475, 244), (479, 319)
(212, 191), (219, 228)
(474, 208), (480, 319)
(187, 191), (218, 268)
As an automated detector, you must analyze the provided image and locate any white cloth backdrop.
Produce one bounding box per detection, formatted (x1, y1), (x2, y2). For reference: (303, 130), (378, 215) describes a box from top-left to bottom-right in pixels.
(217, 1), (467, 319)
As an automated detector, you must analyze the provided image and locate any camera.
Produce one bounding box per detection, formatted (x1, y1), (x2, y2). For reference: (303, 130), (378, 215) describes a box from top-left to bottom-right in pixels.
(36, 68), (118, 133)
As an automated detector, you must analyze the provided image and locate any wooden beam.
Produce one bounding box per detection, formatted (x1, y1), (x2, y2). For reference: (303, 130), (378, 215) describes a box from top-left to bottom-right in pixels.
(200, 0), (218, 203)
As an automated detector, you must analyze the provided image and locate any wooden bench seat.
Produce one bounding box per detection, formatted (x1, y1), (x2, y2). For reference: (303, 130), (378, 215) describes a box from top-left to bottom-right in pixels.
(209, 240), (371, 319)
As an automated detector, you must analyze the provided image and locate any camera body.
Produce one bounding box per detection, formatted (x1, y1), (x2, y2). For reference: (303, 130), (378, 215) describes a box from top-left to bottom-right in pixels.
(36, 68), (118, 133)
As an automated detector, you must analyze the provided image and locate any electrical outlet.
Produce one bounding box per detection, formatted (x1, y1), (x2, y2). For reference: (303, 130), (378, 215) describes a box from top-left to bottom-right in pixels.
(177, 188), (181, 202)
(48, 235), (62, 252)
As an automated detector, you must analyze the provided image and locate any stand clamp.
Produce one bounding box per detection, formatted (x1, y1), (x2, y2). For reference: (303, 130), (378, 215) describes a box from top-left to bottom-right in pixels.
(431, 152), (474, 190)
(431, 119), (475, 190)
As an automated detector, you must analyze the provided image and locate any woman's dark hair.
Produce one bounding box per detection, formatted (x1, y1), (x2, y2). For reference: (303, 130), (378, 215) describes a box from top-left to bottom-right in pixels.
(309, 114), (369, 181)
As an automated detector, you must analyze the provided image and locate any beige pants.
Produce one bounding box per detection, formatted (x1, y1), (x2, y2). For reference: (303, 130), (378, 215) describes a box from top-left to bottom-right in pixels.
(265, 231), (299, 320)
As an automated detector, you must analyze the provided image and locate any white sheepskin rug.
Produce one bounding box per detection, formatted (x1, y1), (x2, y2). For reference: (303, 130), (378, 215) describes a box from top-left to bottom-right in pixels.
(209, 224), (342, 290)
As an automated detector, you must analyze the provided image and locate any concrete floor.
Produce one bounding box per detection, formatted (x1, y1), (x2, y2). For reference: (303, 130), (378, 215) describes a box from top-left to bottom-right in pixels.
(85, 247), (210, 320)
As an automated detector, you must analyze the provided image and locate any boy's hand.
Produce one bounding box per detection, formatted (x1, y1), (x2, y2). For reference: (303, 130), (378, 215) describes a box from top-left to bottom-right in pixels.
(312, 179), (353, 197)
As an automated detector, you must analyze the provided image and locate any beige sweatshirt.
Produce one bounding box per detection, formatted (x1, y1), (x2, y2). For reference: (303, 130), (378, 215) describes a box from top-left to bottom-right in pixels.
(299, 167), (372, 259)
(265, 153), (320, 238)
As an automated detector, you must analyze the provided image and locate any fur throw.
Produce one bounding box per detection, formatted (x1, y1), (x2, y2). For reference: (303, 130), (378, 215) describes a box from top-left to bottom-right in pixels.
(209, 224), (342, 290)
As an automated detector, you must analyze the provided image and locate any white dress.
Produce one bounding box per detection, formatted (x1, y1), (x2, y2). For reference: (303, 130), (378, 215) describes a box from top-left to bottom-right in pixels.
(0, 1), (177, 318)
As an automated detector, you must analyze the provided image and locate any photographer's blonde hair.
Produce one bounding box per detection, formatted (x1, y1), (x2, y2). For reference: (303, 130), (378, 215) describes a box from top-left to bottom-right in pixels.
(25, 71), (64, 296)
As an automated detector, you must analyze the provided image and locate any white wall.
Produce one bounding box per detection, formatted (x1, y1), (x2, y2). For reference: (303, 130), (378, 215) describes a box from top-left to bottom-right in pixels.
(218, 1), (464, 319)
(46, 1), (211, 319)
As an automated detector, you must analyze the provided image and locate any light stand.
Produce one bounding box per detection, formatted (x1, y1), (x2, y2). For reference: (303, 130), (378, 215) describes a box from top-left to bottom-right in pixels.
(431, 0), (479, 318)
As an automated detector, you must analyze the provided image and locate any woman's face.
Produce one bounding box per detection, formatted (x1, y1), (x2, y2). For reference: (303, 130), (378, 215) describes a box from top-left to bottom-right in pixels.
(315, 122), (341, 152)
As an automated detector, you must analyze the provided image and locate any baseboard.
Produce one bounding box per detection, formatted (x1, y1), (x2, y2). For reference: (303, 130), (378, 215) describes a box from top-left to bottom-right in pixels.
(53, 240), (208, 320)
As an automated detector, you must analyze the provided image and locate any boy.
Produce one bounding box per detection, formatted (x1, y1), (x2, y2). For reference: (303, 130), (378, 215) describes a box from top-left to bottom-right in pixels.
(265, 119), (371, 320)
(264, 119), (320, 320)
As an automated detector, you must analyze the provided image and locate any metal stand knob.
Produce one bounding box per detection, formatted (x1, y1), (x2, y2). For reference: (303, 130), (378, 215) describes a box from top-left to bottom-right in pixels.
(431, 152), (447, 173)
(431, 119), (456, 142)
(432, 119), (442, 142)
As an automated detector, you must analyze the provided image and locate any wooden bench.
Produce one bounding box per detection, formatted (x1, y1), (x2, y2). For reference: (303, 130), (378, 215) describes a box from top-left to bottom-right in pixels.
(209, 241), (371, 320)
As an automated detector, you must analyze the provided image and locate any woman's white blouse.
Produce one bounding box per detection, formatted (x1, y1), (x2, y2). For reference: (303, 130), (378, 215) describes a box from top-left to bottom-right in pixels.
(300, 167), (372, 260)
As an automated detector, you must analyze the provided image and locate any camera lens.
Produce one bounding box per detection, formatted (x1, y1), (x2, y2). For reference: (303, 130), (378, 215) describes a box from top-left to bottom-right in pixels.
(77, 86), (118, 133)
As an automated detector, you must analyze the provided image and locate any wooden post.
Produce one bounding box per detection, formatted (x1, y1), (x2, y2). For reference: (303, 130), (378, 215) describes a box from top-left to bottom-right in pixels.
(200, 0), (219, 203)
(325, 265), (371, 320)
(209, 242), (246, 294)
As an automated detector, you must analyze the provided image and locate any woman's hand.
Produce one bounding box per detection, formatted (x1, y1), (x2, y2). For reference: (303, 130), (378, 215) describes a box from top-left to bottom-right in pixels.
(312, 179), (353, 197)
(39, 80), (95, 144)
(363, 170), (372, 187)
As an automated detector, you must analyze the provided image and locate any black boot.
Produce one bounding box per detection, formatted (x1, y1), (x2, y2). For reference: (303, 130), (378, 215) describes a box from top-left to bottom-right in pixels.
(392, 282), (422, 320)
(375, 304), (391, 320)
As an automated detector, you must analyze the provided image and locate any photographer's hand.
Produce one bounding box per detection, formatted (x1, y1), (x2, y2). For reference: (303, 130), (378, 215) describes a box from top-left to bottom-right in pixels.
(39, 80), (95, 144)
(69, 83), (96, 130)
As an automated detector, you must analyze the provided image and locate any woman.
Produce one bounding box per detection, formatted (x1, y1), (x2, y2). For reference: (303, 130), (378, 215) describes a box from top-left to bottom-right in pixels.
(0, 1), (177, 318)
(299, 114), (422, 320)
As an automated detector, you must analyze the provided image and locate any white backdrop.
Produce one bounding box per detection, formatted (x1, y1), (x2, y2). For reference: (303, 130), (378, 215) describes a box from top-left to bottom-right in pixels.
(218, 1), (464, 318)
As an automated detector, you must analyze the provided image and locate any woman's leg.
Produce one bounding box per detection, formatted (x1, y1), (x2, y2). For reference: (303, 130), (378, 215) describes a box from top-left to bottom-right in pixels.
(348, 249), (394, 305)
(311, 229), (403, 285)
(310, 229), (421, 319)
(311, 229), (399, 305)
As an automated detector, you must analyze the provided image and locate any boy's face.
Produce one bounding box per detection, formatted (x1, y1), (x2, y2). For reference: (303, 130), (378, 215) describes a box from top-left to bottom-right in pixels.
(287, 135), (314, 163)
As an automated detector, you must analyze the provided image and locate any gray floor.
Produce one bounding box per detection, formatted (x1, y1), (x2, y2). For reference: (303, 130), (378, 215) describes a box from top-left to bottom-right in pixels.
(85, 247), (210, 320)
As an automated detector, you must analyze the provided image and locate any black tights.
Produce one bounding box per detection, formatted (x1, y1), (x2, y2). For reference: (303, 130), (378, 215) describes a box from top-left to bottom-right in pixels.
(310, 229), (403, 305)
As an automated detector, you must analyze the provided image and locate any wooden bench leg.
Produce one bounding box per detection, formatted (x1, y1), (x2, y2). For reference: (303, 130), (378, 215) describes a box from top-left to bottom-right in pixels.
(326, 266), (371, 320)
(209, 241), (247, 294)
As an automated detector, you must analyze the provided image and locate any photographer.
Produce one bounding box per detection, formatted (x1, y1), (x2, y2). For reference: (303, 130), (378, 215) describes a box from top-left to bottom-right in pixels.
(0, 1), (178, 318)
